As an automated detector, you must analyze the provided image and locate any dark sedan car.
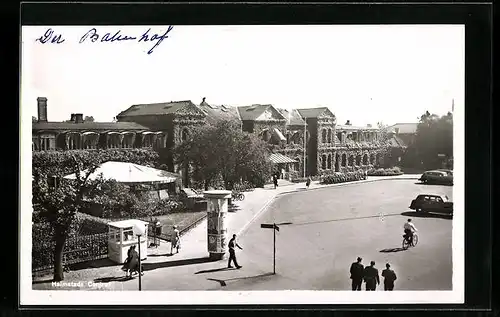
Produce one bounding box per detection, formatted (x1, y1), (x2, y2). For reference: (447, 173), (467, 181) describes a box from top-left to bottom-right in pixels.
(409, 194), (453, 214)
(419, 170), (453, 185)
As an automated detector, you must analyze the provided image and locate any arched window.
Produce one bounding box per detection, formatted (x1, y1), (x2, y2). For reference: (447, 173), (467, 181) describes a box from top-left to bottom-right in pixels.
(261, 129), (271, 142)
(349, 155), (354, 166)
(327, 154), (332, 169)
(342, 154), (347, 167)
(363, 154), (368, 165)
(327, 129), (332, 143)
(321, 154), (327, 169)
(356, 155), (361, 166)
(181, 128), (189, 141)
(322, 129), (327, 143)
(294, 157), (301, 172)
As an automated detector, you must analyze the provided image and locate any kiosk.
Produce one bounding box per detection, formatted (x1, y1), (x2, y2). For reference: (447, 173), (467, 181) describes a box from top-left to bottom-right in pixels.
(107, 219), (149, 264)
(203, 190), (232, 260)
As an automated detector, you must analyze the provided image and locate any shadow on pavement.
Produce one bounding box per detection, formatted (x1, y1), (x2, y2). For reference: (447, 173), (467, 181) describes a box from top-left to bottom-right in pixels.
(68, 258), (119, 271)
(195, 267), (237, 274)
(142, 256), (213, 271)
(148, 253), (176, 257)
(379, 247), (406, 253)
(32, 278), (54, 285)
(207, 272), (275, 287)
(413, 182), (453, 187)
(93, 275), (133, 283)
(401, 211), (452, 220)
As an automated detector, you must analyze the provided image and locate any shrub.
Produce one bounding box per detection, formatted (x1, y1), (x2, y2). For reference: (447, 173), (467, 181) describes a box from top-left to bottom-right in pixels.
(320, 171), (366, 185)
(367, 166), (403, 176)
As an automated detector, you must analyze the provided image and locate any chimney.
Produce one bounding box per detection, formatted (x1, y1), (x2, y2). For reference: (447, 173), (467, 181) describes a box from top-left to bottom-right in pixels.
(345, 120), (351, 126)
(75, 113), (84, 123)
(70, 113), (76, 122)
(201, 97), (206, 105)
(37, 97), (48, 122)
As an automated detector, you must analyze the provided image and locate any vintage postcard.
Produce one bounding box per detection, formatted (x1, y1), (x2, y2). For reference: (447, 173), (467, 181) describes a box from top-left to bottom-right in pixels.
(21, 24), (464, 305)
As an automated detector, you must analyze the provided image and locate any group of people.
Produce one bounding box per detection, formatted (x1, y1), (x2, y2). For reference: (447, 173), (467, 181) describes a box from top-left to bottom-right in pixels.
(348, 219), (419, 291)
(350, 257), (397, 291)
(121, 245), (143, 278)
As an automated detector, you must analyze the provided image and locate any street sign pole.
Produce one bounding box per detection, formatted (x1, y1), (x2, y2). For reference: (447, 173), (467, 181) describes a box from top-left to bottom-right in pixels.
(273, 223), (276, 275)
(261, 223), (280, 274)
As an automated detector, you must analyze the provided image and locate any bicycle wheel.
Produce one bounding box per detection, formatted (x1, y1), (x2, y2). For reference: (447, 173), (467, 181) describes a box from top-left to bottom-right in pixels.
(412, 234), (419, 247)
(238, 193), (245, 201)
(402, 238), (410, 250)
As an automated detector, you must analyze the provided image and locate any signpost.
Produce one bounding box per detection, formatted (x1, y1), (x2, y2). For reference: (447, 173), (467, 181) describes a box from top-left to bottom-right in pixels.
(261, 223), (280, 274)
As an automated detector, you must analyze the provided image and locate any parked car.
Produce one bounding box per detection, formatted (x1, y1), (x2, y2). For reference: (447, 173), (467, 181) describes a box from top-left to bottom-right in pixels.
(409, 194), (453, 214)
(419, 170), (453, 185)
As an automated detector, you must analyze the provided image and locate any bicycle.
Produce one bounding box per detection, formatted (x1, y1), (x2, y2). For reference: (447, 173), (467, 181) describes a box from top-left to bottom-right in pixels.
(402, 232), (418, 250)
(231, 191), (245, 201)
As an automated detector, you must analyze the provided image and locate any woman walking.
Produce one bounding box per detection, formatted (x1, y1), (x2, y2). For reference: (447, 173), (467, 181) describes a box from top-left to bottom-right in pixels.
(171, 225), (181, 255)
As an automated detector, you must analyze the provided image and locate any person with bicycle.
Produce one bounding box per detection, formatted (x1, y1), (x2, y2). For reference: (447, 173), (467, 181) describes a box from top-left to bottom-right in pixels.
(403, 219), (418, 246)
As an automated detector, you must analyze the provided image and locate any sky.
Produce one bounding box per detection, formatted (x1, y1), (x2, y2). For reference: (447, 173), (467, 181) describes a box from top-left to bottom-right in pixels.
(21, 25), (464, 126)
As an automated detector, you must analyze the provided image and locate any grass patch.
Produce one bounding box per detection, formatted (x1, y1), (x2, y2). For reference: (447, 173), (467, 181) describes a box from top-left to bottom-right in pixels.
(153, 211), (207, 240)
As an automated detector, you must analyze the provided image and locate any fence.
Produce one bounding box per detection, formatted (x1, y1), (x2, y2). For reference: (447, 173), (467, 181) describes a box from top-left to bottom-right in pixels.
(32, 232), (108, 273)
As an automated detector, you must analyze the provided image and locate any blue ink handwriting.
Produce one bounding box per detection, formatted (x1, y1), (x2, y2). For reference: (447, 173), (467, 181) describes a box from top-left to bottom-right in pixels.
(35, 26), (174, 55)
(35, 28), (65, 44)
(78, 26), (174, 55)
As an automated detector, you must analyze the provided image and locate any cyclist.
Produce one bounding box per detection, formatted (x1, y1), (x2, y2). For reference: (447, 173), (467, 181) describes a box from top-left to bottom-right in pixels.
(403, 219), (418, 245)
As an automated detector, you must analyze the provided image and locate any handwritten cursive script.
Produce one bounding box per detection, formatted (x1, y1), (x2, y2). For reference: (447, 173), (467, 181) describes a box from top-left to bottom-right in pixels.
(35, 28), (65, 44)
(34, 26), (174, 55)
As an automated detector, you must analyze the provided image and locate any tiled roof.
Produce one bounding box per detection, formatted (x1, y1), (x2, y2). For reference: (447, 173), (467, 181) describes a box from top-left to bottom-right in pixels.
(276, 108), (306, 126)
(388, 123), (418, 134)
(296, 107), (334, 119)
(32, 121), (150, 131)
(198, 101), (240, 124)
(117, 100), (198, 117)
(269, 153), (297, 164)
(237, 104), (285, 121)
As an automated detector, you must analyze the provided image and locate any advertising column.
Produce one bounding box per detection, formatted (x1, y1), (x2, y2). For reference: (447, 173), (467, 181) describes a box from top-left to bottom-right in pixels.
(203, 190), (232, 261)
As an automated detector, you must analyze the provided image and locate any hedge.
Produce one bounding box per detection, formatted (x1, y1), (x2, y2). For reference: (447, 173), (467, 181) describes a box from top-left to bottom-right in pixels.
(367, 167), (403, 176)
(320, 171), (367, 185)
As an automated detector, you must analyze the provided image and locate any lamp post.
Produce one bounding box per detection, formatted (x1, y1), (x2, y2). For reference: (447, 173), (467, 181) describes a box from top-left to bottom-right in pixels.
(133, 223), (146, 291)
(303, 119), (307, 178)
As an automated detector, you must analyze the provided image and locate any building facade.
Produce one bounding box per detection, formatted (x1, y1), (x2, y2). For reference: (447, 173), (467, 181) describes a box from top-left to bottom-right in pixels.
(32, 97), (406, 180)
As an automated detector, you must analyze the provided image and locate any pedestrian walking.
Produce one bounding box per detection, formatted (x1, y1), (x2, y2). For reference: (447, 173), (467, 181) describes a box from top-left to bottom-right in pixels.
(228, 234), (243, 269)
(273, 175), (278, 189)
(306, 176), (311, 189)
(349, 257), (364, 291)
(363, 261), (380, 291)
(381, 263), (397, 291)
(170, 225), (181, 255)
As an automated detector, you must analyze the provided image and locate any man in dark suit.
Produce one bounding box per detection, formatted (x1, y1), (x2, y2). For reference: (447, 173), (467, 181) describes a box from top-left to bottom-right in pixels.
(349, 257), (364, 291)
(363, 261), (380, 291)
(381, 263), (397, 291)
(228, 234), (243, 269)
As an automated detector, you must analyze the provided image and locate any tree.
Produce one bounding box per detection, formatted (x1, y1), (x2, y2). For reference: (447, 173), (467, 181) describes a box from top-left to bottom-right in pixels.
(409, 111), (453, 169)
(173, 120), (272, 190)
(32, 149), (160, 281)
(84, 116), (95, 122)
(32, 154), (105, 281)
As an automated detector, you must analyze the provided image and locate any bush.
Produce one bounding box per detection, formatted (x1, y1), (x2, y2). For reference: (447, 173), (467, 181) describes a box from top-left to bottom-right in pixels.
(367, 166), (403, 176)
(320, 170), (366, 185)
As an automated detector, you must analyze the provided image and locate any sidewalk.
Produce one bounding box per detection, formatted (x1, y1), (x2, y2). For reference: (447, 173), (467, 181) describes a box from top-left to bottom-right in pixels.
(32, 174), (419, 289)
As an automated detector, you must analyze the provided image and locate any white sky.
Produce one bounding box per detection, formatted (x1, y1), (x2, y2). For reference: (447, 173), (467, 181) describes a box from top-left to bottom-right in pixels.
(21, 25), (464, 126)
